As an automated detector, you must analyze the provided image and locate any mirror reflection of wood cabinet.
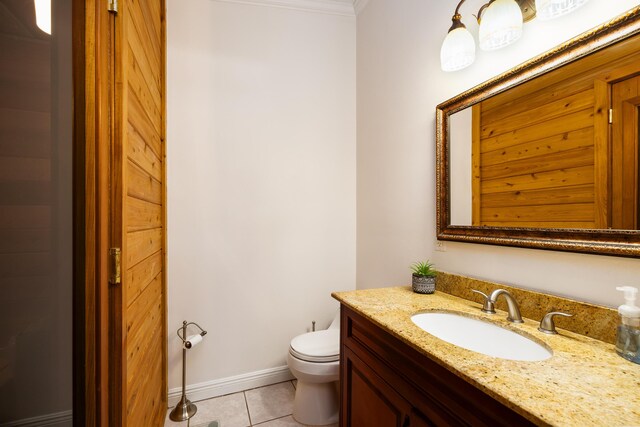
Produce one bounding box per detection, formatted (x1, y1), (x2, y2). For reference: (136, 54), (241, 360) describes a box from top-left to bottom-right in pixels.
(470, 32), (640, 230)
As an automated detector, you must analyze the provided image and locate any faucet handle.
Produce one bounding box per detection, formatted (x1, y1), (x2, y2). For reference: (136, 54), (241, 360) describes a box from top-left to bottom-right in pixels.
(538, 311), (572, 334)
(471, 289), (496, 314)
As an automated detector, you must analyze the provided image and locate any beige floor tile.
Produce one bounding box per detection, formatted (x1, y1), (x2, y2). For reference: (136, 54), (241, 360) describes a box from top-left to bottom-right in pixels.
(195, 392), (250, 427)
(245, 382), (295, 425)
(254, 415), (338, 427)
(166, 392), (250, 427)
(191, 421), (222, 427)
(165, 409), (188, 427)
(253, 415), (303, 426)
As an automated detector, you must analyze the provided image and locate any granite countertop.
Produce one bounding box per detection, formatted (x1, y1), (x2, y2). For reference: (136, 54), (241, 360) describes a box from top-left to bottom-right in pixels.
(332, 286), (640, 427)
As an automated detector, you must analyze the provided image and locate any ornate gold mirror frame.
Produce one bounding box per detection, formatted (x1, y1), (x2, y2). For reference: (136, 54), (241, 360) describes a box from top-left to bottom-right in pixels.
(436, 7), (640, 257)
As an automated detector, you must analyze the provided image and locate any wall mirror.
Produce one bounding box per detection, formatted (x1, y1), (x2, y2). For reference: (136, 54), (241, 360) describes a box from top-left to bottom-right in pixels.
(437, 6), (640, 257)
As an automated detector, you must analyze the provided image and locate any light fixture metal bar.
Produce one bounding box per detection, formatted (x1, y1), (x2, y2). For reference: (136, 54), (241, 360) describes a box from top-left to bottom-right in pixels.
(475, 0), (537, 24)
(517, 0), (537, 22)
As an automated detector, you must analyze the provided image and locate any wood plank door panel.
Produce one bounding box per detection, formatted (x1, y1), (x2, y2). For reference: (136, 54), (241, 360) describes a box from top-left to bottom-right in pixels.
(611, 76), (640, 230)
(111, 0), (167, 425)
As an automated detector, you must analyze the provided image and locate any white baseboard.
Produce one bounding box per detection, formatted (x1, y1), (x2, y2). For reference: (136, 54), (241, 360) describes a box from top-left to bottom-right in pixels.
(168, 365), (295, 407)
(1, 410), (72, 427)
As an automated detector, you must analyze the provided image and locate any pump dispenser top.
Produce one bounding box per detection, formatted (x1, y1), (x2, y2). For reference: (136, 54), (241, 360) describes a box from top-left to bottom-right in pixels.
(616, 286), (640, 318)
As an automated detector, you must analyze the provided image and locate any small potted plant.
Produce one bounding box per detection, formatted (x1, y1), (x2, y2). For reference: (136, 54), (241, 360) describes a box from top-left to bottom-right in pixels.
(410, 260), (437, 294)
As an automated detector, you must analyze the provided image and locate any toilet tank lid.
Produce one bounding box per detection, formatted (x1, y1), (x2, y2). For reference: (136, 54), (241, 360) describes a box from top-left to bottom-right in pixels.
(290, 329), (339, 360)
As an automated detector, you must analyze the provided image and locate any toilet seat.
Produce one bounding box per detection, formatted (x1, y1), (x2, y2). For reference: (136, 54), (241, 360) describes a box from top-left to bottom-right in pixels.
(289, 329), (339, 363)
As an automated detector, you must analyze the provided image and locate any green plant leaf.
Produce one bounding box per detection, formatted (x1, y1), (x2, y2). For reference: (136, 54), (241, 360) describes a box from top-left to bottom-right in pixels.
(409, 259), (437, 276)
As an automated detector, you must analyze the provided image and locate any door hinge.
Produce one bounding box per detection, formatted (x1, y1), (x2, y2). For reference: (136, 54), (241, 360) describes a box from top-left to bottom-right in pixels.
(609, 108), (613, 124)
(108, 0), (118, 13)
(109, 248), (121, 285)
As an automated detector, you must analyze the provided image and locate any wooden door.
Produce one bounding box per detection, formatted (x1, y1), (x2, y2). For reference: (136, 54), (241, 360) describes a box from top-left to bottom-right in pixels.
(73, 0), (166, 424)
(110, 0), (167, 425)
(611, 76), (640, 230)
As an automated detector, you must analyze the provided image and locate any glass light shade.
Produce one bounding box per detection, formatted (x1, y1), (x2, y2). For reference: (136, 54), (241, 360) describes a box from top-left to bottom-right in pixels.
(441, 27), (476, 72)
(34, 0), (51, 35)
(479, 0), (523, 51)
(535, 0), (589, 20)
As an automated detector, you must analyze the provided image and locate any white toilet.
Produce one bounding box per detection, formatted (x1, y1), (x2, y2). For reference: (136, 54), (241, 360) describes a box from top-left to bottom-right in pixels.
(287, 313), (340, 426)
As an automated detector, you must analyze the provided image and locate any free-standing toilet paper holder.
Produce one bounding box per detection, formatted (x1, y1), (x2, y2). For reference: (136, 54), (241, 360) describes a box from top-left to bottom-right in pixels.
(169, 320), (207, 422)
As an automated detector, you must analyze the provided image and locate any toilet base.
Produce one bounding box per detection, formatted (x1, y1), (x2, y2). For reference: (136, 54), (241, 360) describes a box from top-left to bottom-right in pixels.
(292, 380), (339, 426)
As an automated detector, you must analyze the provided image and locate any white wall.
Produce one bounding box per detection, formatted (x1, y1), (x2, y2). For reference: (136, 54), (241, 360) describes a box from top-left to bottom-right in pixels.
(167, 0), (355, 394)
(449, 108), (472, 225)
(356, 0), (640, 307)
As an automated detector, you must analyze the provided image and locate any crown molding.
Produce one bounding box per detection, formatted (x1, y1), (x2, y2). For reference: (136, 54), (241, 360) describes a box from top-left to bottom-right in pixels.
(213, 0), (356, 16)
(353, 0), (370, 15)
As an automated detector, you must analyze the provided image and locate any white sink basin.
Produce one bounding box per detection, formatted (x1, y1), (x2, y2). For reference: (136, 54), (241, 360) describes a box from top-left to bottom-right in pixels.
(411, 312), (552, 362)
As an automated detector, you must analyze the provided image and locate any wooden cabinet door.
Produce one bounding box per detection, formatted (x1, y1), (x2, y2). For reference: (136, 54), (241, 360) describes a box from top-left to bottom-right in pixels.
(410, 409), (437, 427)
(342, 347), (411, 427)
(611, 76), (640, 229)
(109, 0), (167, 425)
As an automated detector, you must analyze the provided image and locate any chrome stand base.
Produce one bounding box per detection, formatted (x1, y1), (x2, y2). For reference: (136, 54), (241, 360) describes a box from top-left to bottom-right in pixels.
(169, 395), (197, 422)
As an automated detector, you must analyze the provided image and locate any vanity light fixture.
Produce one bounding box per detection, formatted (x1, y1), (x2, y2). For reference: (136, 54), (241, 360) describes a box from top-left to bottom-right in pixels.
(535, 0), (589, 20)
(440, 2), (476, 72)
(34, 0), (51, 35)
(478, 0), (523, 51)
(441, 0), (589, 72)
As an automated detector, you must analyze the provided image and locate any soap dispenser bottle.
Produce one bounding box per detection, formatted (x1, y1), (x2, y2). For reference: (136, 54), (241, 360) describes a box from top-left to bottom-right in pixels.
(615, 286), (640, 364)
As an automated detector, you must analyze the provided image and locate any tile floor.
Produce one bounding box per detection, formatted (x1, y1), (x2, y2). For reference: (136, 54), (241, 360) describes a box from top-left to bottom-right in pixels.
(165, 381), (338, 427)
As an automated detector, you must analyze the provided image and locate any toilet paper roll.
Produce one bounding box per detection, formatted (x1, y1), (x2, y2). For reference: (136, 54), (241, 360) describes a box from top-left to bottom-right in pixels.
(184, 334), (203, 349)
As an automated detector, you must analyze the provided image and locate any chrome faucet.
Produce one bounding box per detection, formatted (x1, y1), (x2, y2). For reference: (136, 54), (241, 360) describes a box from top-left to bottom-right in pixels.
(472, 289), (523, 323)
(490, 289), (524, 323)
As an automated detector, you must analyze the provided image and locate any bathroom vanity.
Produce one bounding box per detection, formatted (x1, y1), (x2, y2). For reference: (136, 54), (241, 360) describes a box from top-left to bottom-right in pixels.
(340, 306), (534, 426)
(333, 277), (640, 426)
